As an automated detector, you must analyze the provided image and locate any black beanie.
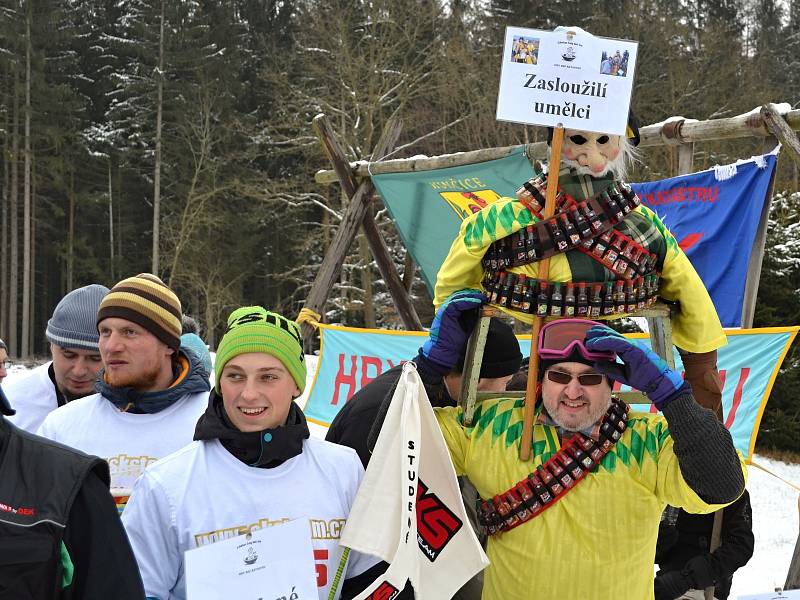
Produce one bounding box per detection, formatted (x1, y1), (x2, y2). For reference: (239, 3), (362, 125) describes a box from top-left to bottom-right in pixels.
(455, 318), (523, 379)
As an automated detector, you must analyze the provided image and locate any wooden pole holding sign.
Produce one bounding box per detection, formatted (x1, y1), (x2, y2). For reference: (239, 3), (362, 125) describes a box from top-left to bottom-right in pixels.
(519, 126), (565, 462)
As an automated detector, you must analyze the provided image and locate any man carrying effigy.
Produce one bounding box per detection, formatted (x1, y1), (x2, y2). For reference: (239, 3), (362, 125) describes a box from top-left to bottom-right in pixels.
(426, 303), (745, 599)
(434, 113), (727, 415)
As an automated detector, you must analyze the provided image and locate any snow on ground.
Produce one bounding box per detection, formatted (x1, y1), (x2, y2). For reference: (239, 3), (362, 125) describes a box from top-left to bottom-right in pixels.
(5, 357), (799, 597)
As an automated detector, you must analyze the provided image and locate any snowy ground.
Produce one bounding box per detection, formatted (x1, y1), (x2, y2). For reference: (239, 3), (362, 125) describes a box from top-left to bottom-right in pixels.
(5, 355), (799, 598)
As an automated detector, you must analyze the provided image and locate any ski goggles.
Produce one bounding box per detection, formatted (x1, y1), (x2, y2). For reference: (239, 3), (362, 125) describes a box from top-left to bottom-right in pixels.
(537, 319), (617, 362)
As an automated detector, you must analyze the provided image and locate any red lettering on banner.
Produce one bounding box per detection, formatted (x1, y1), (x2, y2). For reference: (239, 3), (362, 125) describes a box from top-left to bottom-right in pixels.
(331, 354), (358, 406)
(362, 355), (383, 388)
(642, 186), (721, 207)
(725, 368), (750, 429)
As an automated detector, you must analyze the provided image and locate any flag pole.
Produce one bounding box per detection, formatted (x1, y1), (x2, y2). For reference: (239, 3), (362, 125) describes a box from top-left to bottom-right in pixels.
(519, 125), (564, 461)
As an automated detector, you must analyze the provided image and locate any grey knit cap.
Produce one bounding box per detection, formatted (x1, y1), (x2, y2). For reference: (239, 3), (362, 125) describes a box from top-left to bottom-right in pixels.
(46, 284), (110, 351)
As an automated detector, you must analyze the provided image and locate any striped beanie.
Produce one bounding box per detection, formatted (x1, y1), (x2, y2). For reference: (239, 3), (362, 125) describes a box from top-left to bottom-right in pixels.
(214, 306), (306, 394)
(97, 273), (182, 351)
(46, 284), (110, 351)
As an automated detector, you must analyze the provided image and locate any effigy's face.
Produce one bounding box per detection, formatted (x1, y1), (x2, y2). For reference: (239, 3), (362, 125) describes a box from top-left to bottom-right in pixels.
(561, 129), (623, 177)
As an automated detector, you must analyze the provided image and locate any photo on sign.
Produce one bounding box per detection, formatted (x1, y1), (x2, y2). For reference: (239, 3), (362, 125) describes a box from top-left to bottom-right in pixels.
(511, 36), (539, 64)
(600, 50), (630, 76)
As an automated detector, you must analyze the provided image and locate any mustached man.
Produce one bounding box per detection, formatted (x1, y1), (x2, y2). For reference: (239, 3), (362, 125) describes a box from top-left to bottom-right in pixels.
(37, 274), (210, 506)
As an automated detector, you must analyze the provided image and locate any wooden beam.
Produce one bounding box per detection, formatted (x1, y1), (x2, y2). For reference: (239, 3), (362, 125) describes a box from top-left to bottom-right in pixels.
(302, 115), (421, 348)
(315, 143), (529, 184)
(762, 102), (800, 169)
(459, 311), (492, 426)
(786, 497), (800, 590)
(356, 120), (422, 330)
(300, 181), (375, 349)
(363, 215), (423, 330)
(315, 107), (800, 184)
(740, 124), (780, 329)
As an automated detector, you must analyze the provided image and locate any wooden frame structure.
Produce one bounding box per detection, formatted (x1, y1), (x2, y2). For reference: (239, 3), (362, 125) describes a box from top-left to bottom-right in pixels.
(308, 103), (800, 592)
(309, 104), (799, 343)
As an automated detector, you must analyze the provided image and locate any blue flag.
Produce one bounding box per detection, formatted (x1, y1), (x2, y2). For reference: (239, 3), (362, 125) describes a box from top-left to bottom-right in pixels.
(631, 152), (778, 327)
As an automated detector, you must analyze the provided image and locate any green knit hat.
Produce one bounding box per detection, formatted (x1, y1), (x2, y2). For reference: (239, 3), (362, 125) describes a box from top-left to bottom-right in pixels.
(214, 306), (306, 394)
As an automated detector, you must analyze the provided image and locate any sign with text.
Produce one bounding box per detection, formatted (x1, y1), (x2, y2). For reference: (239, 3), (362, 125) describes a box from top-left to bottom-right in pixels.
(303, 324), (798, 461)
(185, 518), (317, 600)
(497, 26), (638, 134)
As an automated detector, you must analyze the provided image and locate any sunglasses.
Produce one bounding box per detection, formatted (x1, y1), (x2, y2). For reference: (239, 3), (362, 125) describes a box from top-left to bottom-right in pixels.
(538, 318), (616, 362)
(546, 370), (605, 386)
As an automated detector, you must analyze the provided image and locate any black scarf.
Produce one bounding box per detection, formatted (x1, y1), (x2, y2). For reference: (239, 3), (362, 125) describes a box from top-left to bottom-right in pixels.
(193, 389), (310, 468)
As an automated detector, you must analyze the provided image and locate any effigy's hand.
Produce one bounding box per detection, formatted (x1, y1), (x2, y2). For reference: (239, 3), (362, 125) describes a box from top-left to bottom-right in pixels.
(418, 289), (486, 376)
(584, 325), (689, 409)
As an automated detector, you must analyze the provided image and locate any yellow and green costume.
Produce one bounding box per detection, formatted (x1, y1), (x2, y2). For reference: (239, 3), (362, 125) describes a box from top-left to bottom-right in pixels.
(435, 398), (745, 600)
(433, 177), (726, 354)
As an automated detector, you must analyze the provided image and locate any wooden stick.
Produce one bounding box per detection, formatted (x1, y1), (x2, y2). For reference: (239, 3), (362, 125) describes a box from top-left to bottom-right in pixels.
(519, 126), (564, 461)
(314, 107), (800, 184)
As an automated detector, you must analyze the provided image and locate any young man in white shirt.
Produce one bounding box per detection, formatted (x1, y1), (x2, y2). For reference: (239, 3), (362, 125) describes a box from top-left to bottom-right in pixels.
(37, 274), (210, 506)
(6, 284), (109, 432)
(122, 306), (380, 600)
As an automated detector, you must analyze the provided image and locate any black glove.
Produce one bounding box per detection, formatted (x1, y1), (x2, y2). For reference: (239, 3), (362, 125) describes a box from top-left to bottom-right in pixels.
(684, 554), (717, 589)
(654, 570), (691, 600)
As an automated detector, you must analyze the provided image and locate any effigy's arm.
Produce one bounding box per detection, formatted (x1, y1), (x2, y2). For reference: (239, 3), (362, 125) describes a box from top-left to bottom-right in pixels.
(639, 205), (726, 353)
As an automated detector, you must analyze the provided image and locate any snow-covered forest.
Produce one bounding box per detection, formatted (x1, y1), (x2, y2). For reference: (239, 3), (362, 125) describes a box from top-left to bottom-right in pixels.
(0, 0), (798, 450)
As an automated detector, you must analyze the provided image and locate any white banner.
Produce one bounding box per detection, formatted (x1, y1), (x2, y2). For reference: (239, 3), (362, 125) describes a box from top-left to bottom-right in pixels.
(340, 362), (489, 599)
(496, 26), (638, 135)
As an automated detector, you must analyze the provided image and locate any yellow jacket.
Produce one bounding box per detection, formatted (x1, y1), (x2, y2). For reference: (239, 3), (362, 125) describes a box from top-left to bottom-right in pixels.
(433, 197), (726, 353)
(435, 398), (745, 600)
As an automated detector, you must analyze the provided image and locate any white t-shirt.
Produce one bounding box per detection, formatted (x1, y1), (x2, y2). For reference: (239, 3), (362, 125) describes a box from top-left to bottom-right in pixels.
(5, 362), (58, 433)
(121, 437), (378, 600)
(37, 391), (208, 497)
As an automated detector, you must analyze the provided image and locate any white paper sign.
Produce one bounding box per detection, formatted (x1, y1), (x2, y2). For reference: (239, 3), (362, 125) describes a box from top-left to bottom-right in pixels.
(185, 518), (318, 600)
(739, 592), (800, 600)
(496, 26), (638, 135)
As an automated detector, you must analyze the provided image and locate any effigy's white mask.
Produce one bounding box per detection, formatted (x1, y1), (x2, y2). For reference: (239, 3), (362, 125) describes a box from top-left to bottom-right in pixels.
(560, 129), (630, 178)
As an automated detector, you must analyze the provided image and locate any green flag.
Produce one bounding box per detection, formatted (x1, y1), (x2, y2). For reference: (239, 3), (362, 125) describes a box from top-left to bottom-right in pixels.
(373, 148), (535, 292)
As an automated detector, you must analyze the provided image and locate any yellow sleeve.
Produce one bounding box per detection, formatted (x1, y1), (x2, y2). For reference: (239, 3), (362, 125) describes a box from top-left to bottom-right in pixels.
(637, 206), (727, 353)
(434, 406), (469, 475)
(433, 197), (536, 309)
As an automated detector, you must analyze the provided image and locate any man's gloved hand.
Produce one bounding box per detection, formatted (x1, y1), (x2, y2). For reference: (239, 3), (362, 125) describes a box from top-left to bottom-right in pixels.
(654, 570), (691, 600)
(684, 555), (717, 589)
(584, 325), (690, 410)
(417, 289), (486, 376)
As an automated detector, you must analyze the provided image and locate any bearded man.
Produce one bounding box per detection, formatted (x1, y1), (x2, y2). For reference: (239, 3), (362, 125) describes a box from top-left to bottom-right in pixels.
(431, 311), (745, 599)
(38, 274), (210, 507)
(434, 116), (726, 414)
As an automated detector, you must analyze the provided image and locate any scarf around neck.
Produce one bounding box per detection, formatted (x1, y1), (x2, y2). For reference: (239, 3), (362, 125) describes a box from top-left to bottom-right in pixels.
(96, 350), (211, 414)
(193, 388), (310, 468)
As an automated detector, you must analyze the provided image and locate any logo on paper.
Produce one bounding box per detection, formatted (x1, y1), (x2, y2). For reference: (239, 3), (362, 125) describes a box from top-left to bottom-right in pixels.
(366, 581), (400, 600)
(416, 480), (463, 562)
(243, 545), (258, 565)
(561, 46), (576, 61)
